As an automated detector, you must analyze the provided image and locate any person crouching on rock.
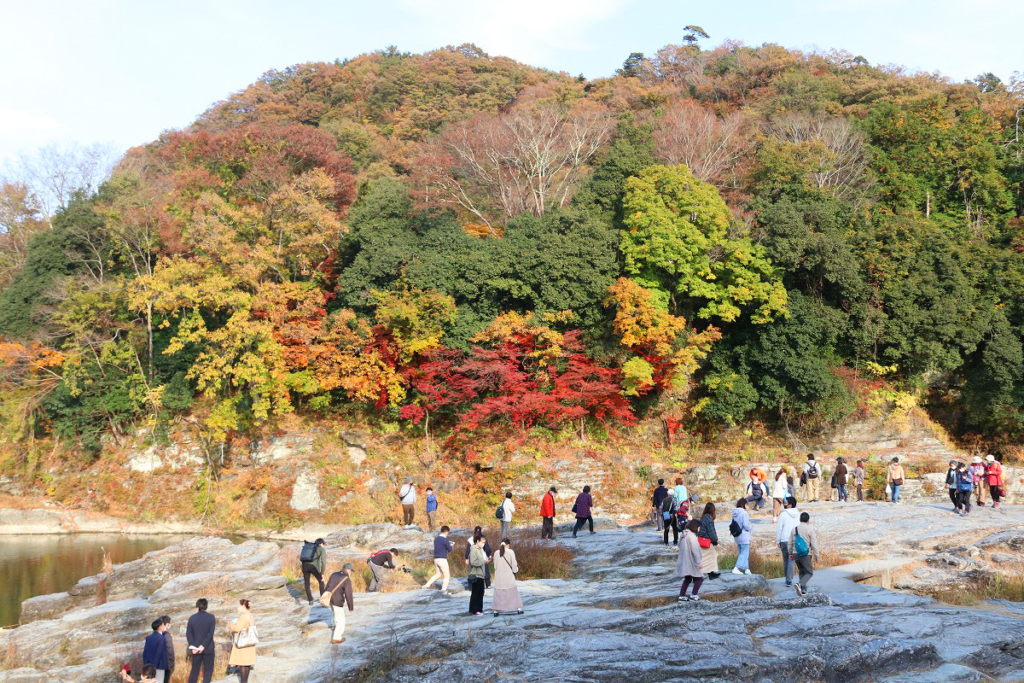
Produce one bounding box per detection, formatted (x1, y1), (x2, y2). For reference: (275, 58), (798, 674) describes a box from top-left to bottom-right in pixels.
(121, 665), (158, 683)
(697, 502), (720, 580)
(491, 538), (523, 614)
(789, 512), (819, 596)
(367, 548), (399, 592)
(467, 535), (488, 615)
(744, 471), (767, 513)
(676, 520), (705, 601)
(325, 562), (355, 643)
(227, 599), (257, 683)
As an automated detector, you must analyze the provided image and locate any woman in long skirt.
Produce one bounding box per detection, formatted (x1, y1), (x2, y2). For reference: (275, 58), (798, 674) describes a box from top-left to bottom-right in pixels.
(698, 502), (720, 579)
(491, 539), (523, 614)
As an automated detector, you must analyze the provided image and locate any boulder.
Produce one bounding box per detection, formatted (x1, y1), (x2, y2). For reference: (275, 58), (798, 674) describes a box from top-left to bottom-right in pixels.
(290, 471), (323, 512)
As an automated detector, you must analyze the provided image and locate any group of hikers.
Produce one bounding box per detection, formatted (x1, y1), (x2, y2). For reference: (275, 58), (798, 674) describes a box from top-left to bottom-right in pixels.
(945, 454), (1006, 514)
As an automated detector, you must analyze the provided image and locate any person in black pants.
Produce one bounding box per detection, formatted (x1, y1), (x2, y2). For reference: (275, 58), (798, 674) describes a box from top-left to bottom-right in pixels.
(301, 538), (327, 605)
(467, 536), (488, 615)
(571, 486), (595, 537)
(660, 495), (678, 545)
(186, 598), (216, 683)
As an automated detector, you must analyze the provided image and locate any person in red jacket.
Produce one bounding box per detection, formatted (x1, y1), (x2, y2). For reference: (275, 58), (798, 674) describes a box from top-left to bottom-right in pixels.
(540, 486), (557, 539)
(986, 455), (1004, 508)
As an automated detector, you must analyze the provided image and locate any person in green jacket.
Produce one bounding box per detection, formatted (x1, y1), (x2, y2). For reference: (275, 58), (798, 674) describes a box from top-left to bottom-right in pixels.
(302, 538), (327, 605)
(467, 536), (488, 616)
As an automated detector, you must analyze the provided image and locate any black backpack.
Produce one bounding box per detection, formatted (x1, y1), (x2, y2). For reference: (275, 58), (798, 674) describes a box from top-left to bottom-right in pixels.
(300, 540), (317, 563)
(729, 519), (742, 537)
(807, 462), (819, 479)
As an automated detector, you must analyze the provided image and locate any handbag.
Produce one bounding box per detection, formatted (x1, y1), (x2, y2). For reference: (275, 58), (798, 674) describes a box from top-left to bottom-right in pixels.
(319, 575), (348, 607)
(698, 536), (712, 549)
(892, 478), (903, 486)
(234, 618), (259, 648)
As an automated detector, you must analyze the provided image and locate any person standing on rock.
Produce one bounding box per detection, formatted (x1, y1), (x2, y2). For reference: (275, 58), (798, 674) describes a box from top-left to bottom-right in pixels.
(788, 512), (819, 596)
(425, 486), (438, 531)
(697, 502), (720, 580)
(143, 618), (169, 683)
(367, 548), (399, 592)
(424, 525), (454, 593)
(835, 458), (849, 502)
(652, 479), (669, 531)
(324, 563), (355, 643)
(986, 455), (1004, 508)
(660, 490), (679, 545)
(802, 454), (821, 502)
(398, 477), (417, 526)
(776, 497), (801, 589)
(185, 598), (216, 683)
(160, 616), (174, 682)
(955, 462), (974, 516)
(540, 486), (557, 539)
(852, 460), (866, 502)
(467, 535), (488, 616)
(572, 485), (595, 537)
(771, 470), (788, 522)
(227, 599), (257, 683)
(672, 477), (688, 510)
(465, 526), (494, 587)
(731, 498), (753, 575)
(491, 538), (524, 614)
(970, 457), (987, 507)
(676, 519), (705, 601)
(301, 538), (327, 605)
(887, 457), (905, 503)
(498, 491), (516, 538)
(945, 460), (960, 511)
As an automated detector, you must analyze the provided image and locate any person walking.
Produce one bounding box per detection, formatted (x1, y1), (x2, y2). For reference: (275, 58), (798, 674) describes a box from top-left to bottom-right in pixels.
(744, 471), (768, 512)
(324, 563), (354, 644)
(652, 479), (669, 531)
(852, 460), (866, 501)
(464, 526), (493, 587)
(540, 487), (557, 539)
(424, 526), (454, 593)
(697, 502), (720, 580)
(143, 618), (169, 683)
(802, 454), (821, 502)
(660, 492), (679, 545)
(672, 478), (688, 509)
(498, 491), (515, 538)
(945, 460), (959, 511)
(425, 486), (438, 531)
(227, 599), (257, 683)
(491, 539), (523, 614)
(367, 548), (399, 592)
(776, 496), (801, 588)
(955, 462), (974, 515)
(986, 455), (1004, 508)
(970, 457), (987, 507)
(301, 538), (327, 606)
(160, 616), (174, 682)
(731, 498), (752, 575)
(398, 477), (417, 526)
(185, 598), (216, 683)
(771, 470), (788, 522)
(467, 535), (488, 615)
(572, 486), (595, 537)
(835, 458), (849, 502)
(675, 519), (705, 601)
(788, 512), (819, 596)
(887, 457), (905, 503)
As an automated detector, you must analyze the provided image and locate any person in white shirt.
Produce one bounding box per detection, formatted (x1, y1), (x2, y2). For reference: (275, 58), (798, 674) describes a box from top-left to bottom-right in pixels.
(499, 491), (516, 538)
(399, 478), (417, 526)
(775, 496), (801, 588)
(771, 470), (789, 522)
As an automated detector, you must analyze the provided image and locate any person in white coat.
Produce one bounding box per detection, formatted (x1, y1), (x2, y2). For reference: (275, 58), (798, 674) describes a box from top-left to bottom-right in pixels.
(499, 491), (516, 538)
(490, 539), (523, 614)
(771, 470), (788, 522)
(775, 496), (801, 588)
(399, 477), (417, 526)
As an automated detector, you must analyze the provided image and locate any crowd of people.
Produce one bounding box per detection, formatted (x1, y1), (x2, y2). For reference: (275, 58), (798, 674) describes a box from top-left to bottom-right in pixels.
(945, 455), (1005, 514)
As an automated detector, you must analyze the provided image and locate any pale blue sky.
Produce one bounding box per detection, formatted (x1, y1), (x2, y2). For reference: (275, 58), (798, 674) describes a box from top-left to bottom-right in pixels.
(1, 0), (1021, 162)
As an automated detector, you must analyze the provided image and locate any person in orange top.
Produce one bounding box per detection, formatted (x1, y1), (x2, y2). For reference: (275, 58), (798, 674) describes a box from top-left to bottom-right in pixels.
(540, 486), (557, 539)
(986, 455), (1004, 508)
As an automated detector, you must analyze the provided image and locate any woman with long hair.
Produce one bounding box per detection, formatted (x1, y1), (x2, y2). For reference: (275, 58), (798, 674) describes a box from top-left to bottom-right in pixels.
(228, 598), (257, 682)
(771, 469), (788, 522)
(697, 502), (720, 580)
(490, 538), (523, 614)
(464, 525), (493, 587)
(467, 535), (488, 615)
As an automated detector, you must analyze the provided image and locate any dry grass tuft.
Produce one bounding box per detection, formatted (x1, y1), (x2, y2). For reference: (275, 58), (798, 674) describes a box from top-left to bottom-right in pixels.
(920, 573), (1024, 605)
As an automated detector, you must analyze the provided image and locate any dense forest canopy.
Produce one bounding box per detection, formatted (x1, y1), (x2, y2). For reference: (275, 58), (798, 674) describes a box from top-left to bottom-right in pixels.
(1, 39), (1022, 457)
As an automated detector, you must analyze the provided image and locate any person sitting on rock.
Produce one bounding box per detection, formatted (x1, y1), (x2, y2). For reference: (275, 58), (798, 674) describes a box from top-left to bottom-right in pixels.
(120, 664), (158, 683)
(788, 511), (819, 596)
(744, 471), (768, 512)
(367, 548), (399, 592)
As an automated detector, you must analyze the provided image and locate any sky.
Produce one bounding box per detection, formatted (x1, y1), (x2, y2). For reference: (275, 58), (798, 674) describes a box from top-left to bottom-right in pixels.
(0, 0), (1022, 163)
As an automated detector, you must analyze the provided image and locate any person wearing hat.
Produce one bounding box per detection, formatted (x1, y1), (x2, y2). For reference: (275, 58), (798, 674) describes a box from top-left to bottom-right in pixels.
(970, 456), (988, 507)
(324, 563), (355, 644)
(540, 486), (557, 539)
(398, 477), (416, 526)
(985, 455), (1004, 508)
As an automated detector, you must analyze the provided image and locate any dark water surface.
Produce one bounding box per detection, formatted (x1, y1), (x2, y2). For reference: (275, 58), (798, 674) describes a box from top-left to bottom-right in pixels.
(0, 534), (193, 627)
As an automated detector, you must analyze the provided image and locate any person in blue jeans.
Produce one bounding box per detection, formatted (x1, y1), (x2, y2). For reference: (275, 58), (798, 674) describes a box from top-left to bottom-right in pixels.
(731, 498), (752, 575)
(887, 457), (905, 503)
(425, 487), (438, 532)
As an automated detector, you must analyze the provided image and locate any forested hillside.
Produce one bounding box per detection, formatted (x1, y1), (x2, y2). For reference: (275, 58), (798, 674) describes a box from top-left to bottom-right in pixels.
(1, 39), (1022, 462)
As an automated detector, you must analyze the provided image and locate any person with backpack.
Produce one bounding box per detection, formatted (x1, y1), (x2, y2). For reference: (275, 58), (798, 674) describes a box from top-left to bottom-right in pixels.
(675, 519), (705, 601)
(697, 502), (720, 580)
(945, 460), (959, 511)
(300, 538), (327, 606)
(744, 471), (767, 512)
(572, 486), (595, 537)
(776, 496), (801, 588)
(652, 479), (669, 531)
(660, 492), (679, 545)
(802, 454), (821, 502)
(425, 486), (438, 531)
(423, 525), (454, 593)
(730, 498), (752, 575)
(491, 538), (523, 614)
(672, 477), (688, 509)
(324, 563), (354, 643)
(887, 457), (905, 503)
(852, 460), (866, 501)
(986, 455), (1004, 508)
(955, 462), (974, 515)
(540, 486), (557, 539)
(771, 470), (788, 522)
(367, 548), (399, 592)
(788, 511), (819, 596)
(497, 491), (515, 538)
(970, 457), (987, 507)
(398, 477), (416, 526)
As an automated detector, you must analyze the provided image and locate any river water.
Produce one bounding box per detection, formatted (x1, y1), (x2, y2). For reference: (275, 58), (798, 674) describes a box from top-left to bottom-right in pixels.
(0, 534), (193, 627)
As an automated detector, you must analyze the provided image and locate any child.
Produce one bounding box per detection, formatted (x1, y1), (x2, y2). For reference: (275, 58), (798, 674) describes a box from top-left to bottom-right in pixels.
(120, 665), (157, 683)
(789, 511), (819, 596)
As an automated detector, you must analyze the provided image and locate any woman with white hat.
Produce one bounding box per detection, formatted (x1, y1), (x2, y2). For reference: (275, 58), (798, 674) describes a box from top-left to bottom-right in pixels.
(970, 456), (987, 507)
(985, 455), (1004, 509)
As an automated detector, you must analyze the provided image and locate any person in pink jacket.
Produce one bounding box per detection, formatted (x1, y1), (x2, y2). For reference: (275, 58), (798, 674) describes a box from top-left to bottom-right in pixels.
(986, 455), (1004, 508)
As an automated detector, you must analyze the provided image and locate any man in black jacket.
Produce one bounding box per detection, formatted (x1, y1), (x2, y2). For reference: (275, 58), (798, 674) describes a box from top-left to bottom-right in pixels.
(652, 479), (669, 531)
(185, 598), (216, 683)
(160, 615), (174, 681)
(325, 563), (355, 643)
